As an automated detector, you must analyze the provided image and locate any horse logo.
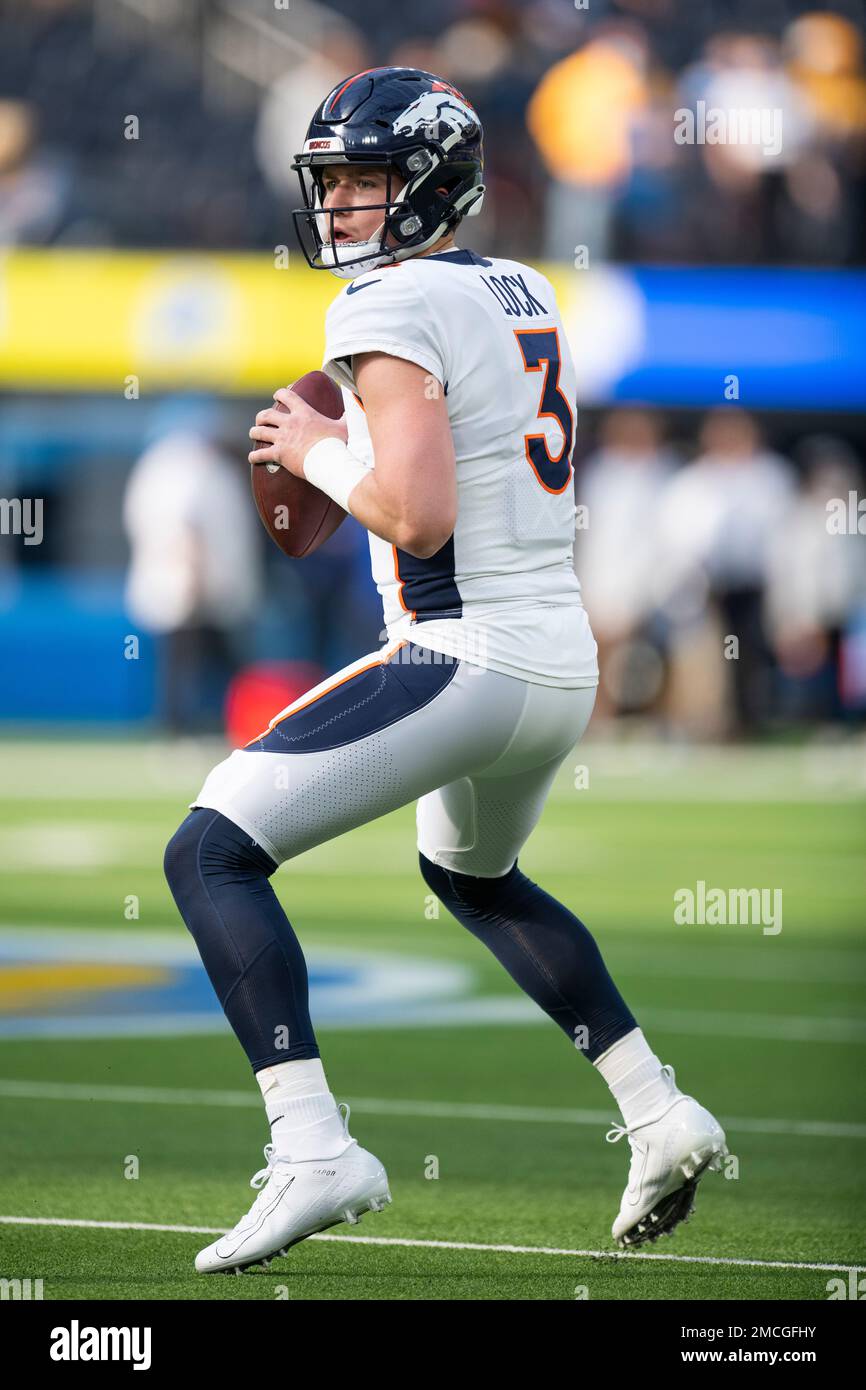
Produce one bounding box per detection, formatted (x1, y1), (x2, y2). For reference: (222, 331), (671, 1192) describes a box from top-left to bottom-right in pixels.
(392, 86), (479, 142)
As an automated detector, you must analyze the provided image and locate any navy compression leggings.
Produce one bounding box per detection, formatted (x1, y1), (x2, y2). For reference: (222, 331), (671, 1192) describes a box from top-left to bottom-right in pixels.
(164, 806), (636, 1069)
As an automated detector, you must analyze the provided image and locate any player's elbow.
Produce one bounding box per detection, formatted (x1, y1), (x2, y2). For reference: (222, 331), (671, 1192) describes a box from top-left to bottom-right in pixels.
(387, 445), (457, 557)
(395, 514), (455, 559)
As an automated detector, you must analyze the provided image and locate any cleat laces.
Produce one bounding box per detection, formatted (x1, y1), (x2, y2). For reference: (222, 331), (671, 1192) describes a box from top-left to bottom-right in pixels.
(605, 1064), (680, 1146)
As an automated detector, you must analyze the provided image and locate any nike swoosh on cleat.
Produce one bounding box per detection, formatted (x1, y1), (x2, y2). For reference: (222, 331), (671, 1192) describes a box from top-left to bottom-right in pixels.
(625, 1148), (649, 1205)
(215, 1177), (296, 1260)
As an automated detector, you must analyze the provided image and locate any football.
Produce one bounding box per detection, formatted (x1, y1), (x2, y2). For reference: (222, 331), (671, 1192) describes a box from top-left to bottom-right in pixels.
(250, 370), (348, 558)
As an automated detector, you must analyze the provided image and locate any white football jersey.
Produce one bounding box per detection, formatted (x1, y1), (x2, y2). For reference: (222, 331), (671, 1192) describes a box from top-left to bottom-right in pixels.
(321, 246), (598, 688)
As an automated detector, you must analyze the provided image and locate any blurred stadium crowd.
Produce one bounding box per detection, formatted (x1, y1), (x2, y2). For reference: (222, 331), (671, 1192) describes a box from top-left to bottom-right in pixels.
(1, 0), (865, 739)
(575, 408), (866, 736)
(1, 0), (865, 262)
(110, 399), (866, 739)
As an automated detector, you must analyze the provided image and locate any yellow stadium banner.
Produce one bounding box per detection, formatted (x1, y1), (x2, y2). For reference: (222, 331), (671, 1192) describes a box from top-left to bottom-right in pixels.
(0, 249), (341, 391)
(0, 249), (576, 393)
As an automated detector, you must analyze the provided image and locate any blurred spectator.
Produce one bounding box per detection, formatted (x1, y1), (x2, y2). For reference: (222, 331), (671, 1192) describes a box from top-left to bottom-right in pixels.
(254, 26), (371, 201)
(0, 0), (863, 265)
(613, 67), (686, 262)
(427, 15), (514, 86)
(780, 12), (866, 264)
(576, 409), (676, 717)
(785, 12), (866, 140)
(527, 24), (650, 262)
(671, 34), (815, 264)
(122, 399), (263, 734)
(690, 34), (812, 175)
(0, 99), (71, 245)
(765, 435), (866, 721)
(656, 409), (796, 735)
(429, 16), (546, 258)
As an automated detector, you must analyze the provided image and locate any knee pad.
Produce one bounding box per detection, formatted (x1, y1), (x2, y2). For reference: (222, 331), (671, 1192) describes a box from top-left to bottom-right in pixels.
(165, 807), (277, 900)
(164, 809), (204, 898)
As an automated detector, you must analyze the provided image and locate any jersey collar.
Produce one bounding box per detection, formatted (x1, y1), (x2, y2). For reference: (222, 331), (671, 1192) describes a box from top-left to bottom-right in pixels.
(423, 248), (492, 267)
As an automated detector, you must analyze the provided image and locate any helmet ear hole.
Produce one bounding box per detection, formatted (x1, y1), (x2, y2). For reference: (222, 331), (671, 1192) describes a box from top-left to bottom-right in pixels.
(434, 176), (460, 220)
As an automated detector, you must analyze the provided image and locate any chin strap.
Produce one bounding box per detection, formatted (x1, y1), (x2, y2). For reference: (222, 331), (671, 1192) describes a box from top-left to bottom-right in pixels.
(322, 221), (453, 280)
(321, 237), (398, 280)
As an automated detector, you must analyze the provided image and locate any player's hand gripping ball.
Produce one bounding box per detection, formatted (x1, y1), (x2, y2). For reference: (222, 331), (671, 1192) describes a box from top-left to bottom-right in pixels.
(249, 370), (348, 559)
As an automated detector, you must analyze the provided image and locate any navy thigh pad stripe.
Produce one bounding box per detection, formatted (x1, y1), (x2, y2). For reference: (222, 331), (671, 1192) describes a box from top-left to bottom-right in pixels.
(249, 643), (460, 754)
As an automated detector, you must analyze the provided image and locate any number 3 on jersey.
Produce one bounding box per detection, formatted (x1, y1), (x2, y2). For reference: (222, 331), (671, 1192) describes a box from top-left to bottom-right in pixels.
(514, 327), (575, 494)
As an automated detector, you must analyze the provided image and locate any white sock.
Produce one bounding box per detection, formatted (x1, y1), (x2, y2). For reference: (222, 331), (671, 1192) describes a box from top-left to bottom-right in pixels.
(255, 1058), (351, 1160)
(593, 1028), (678, 1127)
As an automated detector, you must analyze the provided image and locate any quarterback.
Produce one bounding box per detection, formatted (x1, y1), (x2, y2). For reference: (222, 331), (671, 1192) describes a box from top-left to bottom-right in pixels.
(164, 67), (727, 1274)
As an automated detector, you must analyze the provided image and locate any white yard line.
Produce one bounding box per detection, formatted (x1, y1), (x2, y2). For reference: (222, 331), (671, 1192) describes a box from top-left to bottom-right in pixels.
(0, 1214), (861, 1273)
(0, 1078), (863, 1139)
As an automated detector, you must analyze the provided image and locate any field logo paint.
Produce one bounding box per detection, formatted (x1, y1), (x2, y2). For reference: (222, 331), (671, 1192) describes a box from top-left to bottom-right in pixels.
(0, 929), (474, 1038)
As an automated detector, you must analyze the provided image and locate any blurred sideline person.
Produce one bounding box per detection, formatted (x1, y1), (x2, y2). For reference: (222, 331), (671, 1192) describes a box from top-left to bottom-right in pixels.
(577, 409), (675, 721)
(765, 436), (866, 723)
(656, 409), (795, 737)
(123, 400), (263, 734)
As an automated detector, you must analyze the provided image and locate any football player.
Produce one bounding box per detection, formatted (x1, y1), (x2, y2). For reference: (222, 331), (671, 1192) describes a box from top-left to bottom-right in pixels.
(164, 67), (727, 1275)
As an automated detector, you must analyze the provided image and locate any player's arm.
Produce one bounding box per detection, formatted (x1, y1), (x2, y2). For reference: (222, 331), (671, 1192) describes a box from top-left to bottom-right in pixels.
(342, 351), (457, 559)
(254, 354), (456, 558)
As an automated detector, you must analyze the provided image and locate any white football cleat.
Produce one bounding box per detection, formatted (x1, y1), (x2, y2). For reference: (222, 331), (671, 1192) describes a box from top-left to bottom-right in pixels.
(605, 1064), (728, 1249)
(195, 1102), (391, 1274)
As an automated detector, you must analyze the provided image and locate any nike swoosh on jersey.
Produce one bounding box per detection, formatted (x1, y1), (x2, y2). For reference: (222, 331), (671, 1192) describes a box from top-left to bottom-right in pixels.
(346, 279), (382, 294)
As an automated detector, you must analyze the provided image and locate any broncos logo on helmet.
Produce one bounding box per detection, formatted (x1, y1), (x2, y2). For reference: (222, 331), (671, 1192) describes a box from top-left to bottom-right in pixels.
(392, 91), (480, 143)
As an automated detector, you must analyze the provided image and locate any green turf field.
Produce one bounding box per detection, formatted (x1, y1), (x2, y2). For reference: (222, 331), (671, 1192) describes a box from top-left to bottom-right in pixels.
(0, 738), (864, 1300)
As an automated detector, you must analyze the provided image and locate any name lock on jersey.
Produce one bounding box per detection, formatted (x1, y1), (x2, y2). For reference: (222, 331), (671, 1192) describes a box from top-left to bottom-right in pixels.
(480, 273), (548, 318)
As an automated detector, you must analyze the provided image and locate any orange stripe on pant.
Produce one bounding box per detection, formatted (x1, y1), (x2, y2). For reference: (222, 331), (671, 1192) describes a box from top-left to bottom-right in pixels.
(244, 641), (409, 747)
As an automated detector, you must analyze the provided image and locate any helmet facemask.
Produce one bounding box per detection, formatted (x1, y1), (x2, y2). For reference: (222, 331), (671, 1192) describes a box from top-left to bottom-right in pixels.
(292, 152), (463, 279)
(294, 162), (418, 280)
